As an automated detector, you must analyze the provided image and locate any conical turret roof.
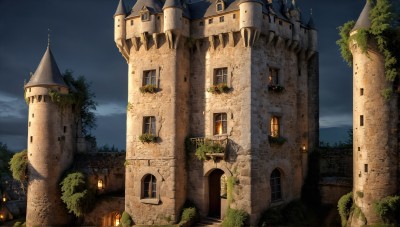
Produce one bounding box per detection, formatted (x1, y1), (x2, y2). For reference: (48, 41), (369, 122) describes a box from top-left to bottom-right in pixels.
(25, 46), (67, 88)
(351, 0), (371, 32)
(308, 15), (316, 29)
(114, 0), (127, 17)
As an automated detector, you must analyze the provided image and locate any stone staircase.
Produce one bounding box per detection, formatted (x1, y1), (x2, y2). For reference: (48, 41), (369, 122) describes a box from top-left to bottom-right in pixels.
(194, 217), (222, 227)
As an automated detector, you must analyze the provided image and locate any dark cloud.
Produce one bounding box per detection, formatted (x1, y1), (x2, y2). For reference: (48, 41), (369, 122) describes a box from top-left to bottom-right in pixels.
(0, 0), (367, 149)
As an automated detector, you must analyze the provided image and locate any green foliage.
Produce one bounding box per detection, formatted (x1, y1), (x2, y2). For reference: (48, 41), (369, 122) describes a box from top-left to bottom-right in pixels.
(60, 172), (94, 217)
(337, 192), (353, 227)
(0, 142), (12, 177)
(268, 135), (287, 145)
(126, 102), (134, 112)
(227, 176), (235, 205)
(121, 211), (133, 227)
(353, 205), (367, 224)
(12, 222), (26, 227)
(139, 133), (158, 143)
(222, 208), (248, 227)
(9, 150), (28, 183)
(195, 140), (224, 161)
(353, 29), (369, 53)
(63, 70), (97, 136)
(139, 84), (158, 93)
(207, 83), (230, 94)
(356, 190), (364, 198)
(373, 195), (400, 224)
(336, 20), (356, 66)
(97, 144), (125, 153)
(180, 207), (197, 224)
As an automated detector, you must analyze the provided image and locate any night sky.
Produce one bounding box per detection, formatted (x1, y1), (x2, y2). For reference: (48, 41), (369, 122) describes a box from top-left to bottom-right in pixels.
(0, 0), (367, 151)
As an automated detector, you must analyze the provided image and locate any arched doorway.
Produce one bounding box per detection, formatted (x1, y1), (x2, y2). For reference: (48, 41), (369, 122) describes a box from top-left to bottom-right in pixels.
(208, 169), (225, 218)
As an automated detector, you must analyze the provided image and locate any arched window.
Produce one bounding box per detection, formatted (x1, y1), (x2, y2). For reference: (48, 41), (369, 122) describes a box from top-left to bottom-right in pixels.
(270, 169), (282, 202)
(143, 174), (157, 198)
(270, 116), (280, 137)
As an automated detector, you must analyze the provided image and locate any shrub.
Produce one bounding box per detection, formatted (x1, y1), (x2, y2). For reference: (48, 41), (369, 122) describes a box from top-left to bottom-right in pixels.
(139, 84), (157, 93)
(337, 192), (353, 227)
(180, 207), (197, 224)
(373, 195), (400, 224)
(353, 205), (367, 224)
(139, 134), (157, 143)
(195, 140), (224, 161)
(222, 208), (248, 227)
(9, 150), (28, 183)
(121, 211), (133, 227)
(60, 172), (94, 217)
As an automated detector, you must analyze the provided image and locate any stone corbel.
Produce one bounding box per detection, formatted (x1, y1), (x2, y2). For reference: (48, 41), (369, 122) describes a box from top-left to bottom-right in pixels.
(174, 34), (181, 49)
(140, 32), (149, 51)
(166, 31), (173, 49)
(306, 49), (316, 60)
(152, 33), (159, 49)
(209, 35), (216, 50)
(228, 32), (234, 47)
(195, 39), (201, 51)
(218, 33), (225, 48)
(267, 31), (275, 46)
(275, 36), (284, 48)
(286, 39), (292, 49)
(131, 37), (140, 51)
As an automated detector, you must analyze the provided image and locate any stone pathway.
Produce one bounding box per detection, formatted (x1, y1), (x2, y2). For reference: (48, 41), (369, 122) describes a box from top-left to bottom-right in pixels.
(193, 217), (222, 227)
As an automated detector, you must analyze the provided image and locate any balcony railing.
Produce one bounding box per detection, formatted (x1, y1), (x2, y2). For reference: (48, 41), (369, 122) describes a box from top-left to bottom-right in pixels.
(189, 137), (228, 160)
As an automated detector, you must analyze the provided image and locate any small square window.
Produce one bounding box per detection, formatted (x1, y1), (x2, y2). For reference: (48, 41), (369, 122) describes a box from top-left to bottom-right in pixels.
(217, 3), (223, 11)
(214, 68), (228, 85)
(233, 14), (236, 19)
(360, 88), (364, 96)
(270, 116), (280, 137)
(219, 16), (224, 22)
(30, 136), (33, 143)
(143, 116), (156, 135)
(364, 164), (368, 173)
(143, 70), (157, 86)
(130, 20), (134, 26)
(269, 68), (279, 85)
(360, 115), (364, 126)
(209, 18), (213, 24)
(141, 12), (150, 21)
(199, 21), (204, 26)
(358, 147), (360, 151)
(64, 126), (67, 133)
(29, 122), (31, 127)
(214, 113), (227, 135)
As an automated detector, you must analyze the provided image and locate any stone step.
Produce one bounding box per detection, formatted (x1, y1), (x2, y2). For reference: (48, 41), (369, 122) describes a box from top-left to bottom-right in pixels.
(194, 217), (222, 227)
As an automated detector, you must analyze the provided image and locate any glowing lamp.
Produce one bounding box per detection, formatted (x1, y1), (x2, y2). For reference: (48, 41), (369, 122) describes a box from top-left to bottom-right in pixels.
(2, 196), (5, 202)
(97, 180), (104, 189)
(301, 144), (307, 152)
(0, 214), (4, 219)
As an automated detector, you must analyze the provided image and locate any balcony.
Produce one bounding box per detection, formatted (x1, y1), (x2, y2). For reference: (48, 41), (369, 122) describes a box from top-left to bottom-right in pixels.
(189, 137), (228, 160)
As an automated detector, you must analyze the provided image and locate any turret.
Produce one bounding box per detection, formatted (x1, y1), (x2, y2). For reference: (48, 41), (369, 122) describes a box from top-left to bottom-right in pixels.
(307, 12), (317, 55)
(289, 0), (300, 43)
(163, 0), (183, 34)
(350, 0), (398, 225)
(238, 0), (263, 47)
(24, 44), (75, 226)
(114, 0), (128, 59)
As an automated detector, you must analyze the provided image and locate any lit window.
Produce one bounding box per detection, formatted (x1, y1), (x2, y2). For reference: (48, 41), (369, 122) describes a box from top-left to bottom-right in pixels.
(214, 113), (227, 135)
(270, 169), (282, 202)
(143, 116), (156, 135)
(2, 195), (6, 202)
(270, 116), (280, 137)
(97, 179), (104, 189)
(143, 70), (156, 86)
(143, 174), (157, 198)
(268, 68), (279, 85)
(114, 213), (121, 226)
(214, 68), (228, 84)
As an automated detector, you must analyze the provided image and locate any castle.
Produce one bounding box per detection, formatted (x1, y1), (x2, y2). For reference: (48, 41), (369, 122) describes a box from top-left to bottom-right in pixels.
(21, 0), (319, 226)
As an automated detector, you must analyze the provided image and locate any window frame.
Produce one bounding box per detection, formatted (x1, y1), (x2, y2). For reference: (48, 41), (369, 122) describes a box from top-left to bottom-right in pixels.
(142, 69), (157, 86)
(143, 116), (156, 135)
(270, 116), (280, 138)
(214, 113), (228, 135)
(270, 169), (282, 202)
(268, 68), (280, 86)
(140, 11), (150, 22)
(214, 67), (228, 85)
(143, 174), (157, 199)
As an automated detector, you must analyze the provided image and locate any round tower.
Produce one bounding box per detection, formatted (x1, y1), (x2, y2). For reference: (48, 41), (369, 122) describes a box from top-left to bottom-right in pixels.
(351, 0), (398, 224)
(238, 0), (263, 46)
(24, 45), (75, 226)
(289, 0), (300, 43)
(114, 0), (126, 45)
(307, 12), (317, 54)
(163, 0), (183, 34)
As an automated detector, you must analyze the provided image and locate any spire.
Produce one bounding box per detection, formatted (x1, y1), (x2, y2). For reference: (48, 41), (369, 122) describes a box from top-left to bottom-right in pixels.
(289, 0), (297, 10)
(25, 46), (67, 88)
(114, 0), (127, 17)
(351, 0), (371, 32)
(307, 9), (316, 29)
(47, 28), (51, 47)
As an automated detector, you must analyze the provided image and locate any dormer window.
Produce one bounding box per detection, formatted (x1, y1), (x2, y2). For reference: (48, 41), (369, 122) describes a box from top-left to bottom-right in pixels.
(140, 6), (150, 21)
(216, 0), (225, 11)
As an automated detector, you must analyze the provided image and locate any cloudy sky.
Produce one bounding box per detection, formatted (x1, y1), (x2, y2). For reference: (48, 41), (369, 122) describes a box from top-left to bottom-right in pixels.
(0, 0), (368, 151)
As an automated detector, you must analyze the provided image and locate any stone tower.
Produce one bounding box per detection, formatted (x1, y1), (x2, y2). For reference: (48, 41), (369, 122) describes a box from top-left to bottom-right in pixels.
(114, 0), (318, 225)
(24, 44), (76, 226)
(350, 1), (398, 225)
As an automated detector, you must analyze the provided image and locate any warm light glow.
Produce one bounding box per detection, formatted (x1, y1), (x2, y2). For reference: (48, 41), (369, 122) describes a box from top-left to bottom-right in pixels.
(97, 180), (103, 189)
(115, 219), (120, 226)
(2, 197), (5, 202)
(0, 214), (3, 219)
(217, 122), (223, 135)
(302, 145), (306, 151)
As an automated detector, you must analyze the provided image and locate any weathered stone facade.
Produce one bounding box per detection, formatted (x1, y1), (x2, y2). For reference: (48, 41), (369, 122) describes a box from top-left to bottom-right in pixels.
(115, 0), (318, 225)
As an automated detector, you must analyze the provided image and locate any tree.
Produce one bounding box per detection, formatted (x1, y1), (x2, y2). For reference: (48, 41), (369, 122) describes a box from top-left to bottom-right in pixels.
(0, 142), (12, 177)
(63, 70), (97, 136)
(9, 150), (28, 183)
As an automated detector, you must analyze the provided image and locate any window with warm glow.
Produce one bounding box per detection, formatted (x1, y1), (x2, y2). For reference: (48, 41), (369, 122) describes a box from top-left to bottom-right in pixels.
(270, 169), (282, 202)
(214, 113), (227, 135)
(270, 116), (280, 137)
(143, 174), (157, 198)
(97, 179), (104, 189)
(214, 68), (228, 84)
(268, 68), (279, 85)
(114, 213), (121, 226)
(143, 70), (156, 86)
(143, 116), (156, 135)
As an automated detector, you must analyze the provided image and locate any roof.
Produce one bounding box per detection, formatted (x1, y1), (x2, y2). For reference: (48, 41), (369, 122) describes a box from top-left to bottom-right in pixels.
(127, 0), (163, 18)
(308, 15), (316, 29)
(163, 0), (182, 9)
(25, 46), (68, 89)
(114, 0), (127, 16)
(351, 0), (371, 32)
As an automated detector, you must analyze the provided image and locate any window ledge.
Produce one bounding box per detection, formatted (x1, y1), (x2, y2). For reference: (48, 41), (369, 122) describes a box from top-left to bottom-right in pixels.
(270, 199), (284, 207)
(140, 198), (160, 205)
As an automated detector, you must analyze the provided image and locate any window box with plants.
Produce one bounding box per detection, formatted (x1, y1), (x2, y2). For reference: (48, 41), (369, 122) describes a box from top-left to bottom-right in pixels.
(268, 135), (286, 145)
(268, 84), (285, 93)
(190, 137), (227, 161)
(139, 84), (158, 94)
(207, 83), (230, 94)
(139, 133), (158, 143)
